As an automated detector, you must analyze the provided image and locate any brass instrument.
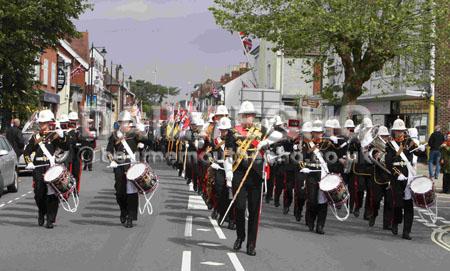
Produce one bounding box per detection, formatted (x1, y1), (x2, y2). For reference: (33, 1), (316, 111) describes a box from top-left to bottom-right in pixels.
(368, 137), (391, 175)
(232, 126), (262, 172)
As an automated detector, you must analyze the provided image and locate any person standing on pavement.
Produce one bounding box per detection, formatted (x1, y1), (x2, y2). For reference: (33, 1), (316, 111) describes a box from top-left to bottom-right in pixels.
(440, 132), (450, 194)
(6, 118), (24, 159)
(428, 125), (445, 179)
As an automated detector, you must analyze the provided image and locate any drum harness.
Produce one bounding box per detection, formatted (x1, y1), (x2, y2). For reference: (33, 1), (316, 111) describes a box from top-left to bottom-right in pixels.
(121, 137), (158, 216)
(390, 140), (437, 223)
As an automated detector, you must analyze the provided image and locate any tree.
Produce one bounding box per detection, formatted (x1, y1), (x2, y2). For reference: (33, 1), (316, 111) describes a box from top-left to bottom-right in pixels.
(131, 79), (180, 114)
(0, 0), (90, 129)
(210, 0), (450, 105)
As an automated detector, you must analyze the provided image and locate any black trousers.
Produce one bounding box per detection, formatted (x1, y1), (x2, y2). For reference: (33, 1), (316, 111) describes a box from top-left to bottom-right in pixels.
(368, 181), (392, 227)
(392, 199), (414, 234)
(443, 173), (450, 193)
(70, 158), (82, 193)
(282, 169), (295, 209)
(113, 165), (138, 220)
(215, 169), (232, 221)
(305, 172), (327, 229)
(349, 174), (370, 214)
(274, 165), (285, 203)
(265, 166), (277, 201)
(232, 168), (262, 247)
(33, 166), (59, 222)
(294, 171), (306, 216)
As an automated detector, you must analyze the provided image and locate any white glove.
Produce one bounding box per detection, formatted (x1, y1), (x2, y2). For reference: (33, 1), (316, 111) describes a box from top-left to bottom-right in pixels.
(418, 144), (426, 152)
(329, 136), (338, 144)
(116, 130), (123, 139)
(397, 174), (407, 181)
(300, 168), (311, 174)
(257, 140), (268, 150)
(56, 128), (64, 138)
(25, 163), (35, 170)
(137, 142), (145, 149)
(226, 179), (232, 188)
(185, 143), (190, 148)
(226, 171), (233, 185)
(136, 123), (145, 132)
(293, 144), (299, 151)
(211, 163), (221, 170)
(109, 161), (118, 168)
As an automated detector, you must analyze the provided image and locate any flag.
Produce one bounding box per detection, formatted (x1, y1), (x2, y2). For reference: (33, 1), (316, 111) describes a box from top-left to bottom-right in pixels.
(211, 84), (219, 98)
(239, 32), (253, 53)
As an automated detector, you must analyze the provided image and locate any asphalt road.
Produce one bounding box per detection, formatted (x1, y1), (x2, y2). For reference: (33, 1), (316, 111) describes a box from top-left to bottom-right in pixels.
(0, 158), (449, 271)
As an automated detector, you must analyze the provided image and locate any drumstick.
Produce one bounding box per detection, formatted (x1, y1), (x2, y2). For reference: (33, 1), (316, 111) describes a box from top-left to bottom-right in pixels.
(33, 164), (51, 169)
(107, 162), (135, 168)
(410, 143), (428, 153)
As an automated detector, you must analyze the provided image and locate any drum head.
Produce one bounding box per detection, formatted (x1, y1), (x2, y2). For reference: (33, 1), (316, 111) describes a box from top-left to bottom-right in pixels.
(126, 163), (147, 180)
(410, 177), (433, 194)
(320, 174), (342, 192)
(44, 165), (65, 183)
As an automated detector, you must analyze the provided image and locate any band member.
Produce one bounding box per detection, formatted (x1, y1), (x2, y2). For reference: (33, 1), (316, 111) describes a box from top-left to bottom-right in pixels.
(272, 116), (289, 209)
(181, 114), (202, 191)
(301, 120), (329, 234)
(230, 101), (266, 256)
(66, 112), (84, 193)
(441, 132), (450, 194)
(211, 116), (236, 229)
(106, 110), (150, 228)
(24, 109), (67, 229)
(83, 119), (97, 171)
(385, 119), (423, 240)
(367, 126), (393, 229)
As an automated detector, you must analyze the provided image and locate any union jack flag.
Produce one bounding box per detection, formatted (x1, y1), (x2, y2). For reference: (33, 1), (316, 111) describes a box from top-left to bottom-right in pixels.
(239, 32), (253, 53)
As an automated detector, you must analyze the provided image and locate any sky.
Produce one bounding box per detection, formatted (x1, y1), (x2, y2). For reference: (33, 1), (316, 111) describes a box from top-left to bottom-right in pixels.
(75, 0), (246, 101)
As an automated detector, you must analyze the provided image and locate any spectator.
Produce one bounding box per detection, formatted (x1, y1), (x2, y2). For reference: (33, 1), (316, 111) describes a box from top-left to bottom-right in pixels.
(440, 132), (450, 194)
(6, 118), (24, 159)
(428, 125), (445, 179)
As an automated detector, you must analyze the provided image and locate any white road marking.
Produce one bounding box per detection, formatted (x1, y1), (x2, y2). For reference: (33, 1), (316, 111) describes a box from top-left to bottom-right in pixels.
(14, 197), (20, 200)
(431, 226), (450, 252)
(209, 216), (226, 239)
(0, 204), (4, 208)
(424, 223), (438, 227)
(7, 200), (12, 204)
(188, 183), (194, 192)
(196, 228), (211, 232)
(185, 216), (193, 237)
(27, 191), (32, 194)
(227, 253), (245, 271)
(200, 261), (225, 266)
(187, 195), (208, 210)
(198, 242), (222, 247)
(181, 251), (191, 271)
(21, 194), (27, 197)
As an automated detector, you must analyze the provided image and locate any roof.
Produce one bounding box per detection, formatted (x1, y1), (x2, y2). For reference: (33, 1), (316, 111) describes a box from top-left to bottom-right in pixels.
(59, 39), (89, 69)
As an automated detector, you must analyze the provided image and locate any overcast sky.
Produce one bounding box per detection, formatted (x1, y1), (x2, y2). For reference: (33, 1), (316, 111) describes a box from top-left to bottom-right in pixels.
(75, 0), (245, 101)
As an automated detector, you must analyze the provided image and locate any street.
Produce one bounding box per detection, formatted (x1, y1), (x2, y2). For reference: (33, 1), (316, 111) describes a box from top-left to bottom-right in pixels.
(0, 152), (449, 271)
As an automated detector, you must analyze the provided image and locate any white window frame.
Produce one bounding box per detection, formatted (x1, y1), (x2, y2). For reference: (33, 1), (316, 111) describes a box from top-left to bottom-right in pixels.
(43, 59), (49, 85)
(51, 62), (56, 88)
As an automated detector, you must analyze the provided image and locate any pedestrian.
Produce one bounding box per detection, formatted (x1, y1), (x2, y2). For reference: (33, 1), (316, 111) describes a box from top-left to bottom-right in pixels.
(428, 125), (445, 179)
(6, 118), (24, 159)
(440, 132), (450, 194)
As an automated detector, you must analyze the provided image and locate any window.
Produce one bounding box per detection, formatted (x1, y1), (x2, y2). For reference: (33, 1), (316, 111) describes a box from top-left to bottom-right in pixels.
(0, 138), (11, 151)
(43, 59), (49, 85)
(51, 62), (56, 88)
(267, 64), (272, 88)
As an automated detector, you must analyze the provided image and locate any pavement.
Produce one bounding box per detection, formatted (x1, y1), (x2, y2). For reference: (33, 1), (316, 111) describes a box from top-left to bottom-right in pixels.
(0, 147), (449, 270)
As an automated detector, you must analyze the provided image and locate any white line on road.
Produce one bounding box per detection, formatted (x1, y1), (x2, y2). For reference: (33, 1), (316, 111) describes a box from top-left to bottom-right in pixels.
(7, 200), (12, 204)
(27, 191), (32, 194)
(21, 193), (27, 197)
(200, 261), (225, 266)
(0, 204), (4, 208)
(14, 197), (20, 200)
(185, 216), (192, 237)
(227, 253), (245, 271)
(196, 228), (211, 232)
(181, 251), (191, 271)
(209, 216), (226, 239)
(187, 195), (208, 210)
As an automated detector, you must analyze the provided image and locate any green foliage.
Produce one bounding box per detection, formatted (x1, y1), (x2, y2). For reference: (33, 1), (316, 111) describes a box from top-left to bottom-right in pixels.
(0, 0), (90, 120)
(131, 79), (180, 113)
(210, 0), (450, 104)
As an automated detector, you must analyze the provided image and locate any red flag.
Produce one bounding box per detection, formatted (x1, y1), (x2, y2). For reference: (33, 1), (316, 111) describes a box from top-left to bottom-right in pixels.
(239, 32), (253, 53)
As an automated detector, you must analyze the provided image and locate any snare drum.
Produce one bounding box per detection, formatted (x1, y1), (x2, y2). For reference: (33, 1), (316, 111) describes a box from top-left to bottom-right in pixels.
(126, 163), (158, 194)
(410, 176), (435, 208)
(44, 165), (75, 198)
(319, 174), (349, 206)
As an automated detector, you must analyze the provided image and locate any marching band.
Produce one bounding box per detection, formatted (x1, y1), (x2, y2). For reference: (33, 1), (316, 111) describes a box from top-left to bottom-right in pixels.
(22, 101), (436, 255)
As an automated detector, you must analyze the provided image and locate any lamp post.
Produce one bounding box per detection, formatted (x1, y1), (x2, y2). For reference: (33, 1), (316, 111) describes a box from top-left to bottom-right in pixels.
(89, 43), (107, 136)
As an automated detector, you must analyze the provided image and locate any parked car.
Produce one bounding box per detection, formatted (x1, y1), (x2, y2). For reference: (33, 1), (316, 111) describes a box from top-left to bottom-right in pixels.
(0, 135), (19, 197)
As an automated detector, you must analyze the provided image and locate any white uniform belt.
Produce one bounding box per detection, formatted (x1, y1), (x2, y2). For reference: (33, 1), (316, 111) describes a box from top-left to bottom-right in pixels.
(393, 161), (407, 167)
(305, 162), (321, 168)
(35, 157), (50, 161)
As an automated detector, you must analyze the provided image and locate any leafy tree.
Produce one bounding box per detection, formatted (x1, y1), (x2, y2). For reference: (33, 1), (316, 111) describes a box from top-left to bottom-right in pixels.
(0, 0), (90, 129)
(131, 79), (180, 114)
(210, 0), (450, 105)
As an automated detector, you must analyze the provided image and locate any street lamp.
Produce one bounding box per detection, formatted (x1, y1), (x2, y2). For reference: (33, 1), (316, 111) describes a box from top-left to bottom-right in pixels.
(89, 43), (107, 137)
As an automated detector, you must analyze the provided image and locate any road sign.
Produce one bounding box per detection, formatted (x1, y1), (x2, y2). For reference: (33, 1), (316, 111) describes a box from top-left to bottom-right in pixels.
(57, 68), (66, 91)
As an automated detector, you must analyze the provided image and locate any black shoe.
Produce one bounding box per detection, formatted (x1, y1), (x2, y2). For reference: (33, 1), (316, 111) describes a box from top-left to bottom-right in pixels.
(211, 209), (218, 220)
(246, 244), (256, 256)
(120, 215), (126, 224)
(308, 225), (315, 232)
(369, 216), (376, 227)
(363, 213), (369, 221)
(45, 221), (54, 229)
(186, 179), (191, 185)
(402, 233), (412, 240)
(274, 200), (280, 207)
(316, 226), (325, 235)
(228, 222), (236, 230)
(283, 207), (289, 215)
(265, 197), (270, 204)
(233, 238), (244, 251)
(38, 214), (45, 226)
(125, 217), (133, 228)
(89, 168), (92, 171)
(295, 213), (302, 222)
(391, 224), (398, 235)
(353, 209), (360, 218)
